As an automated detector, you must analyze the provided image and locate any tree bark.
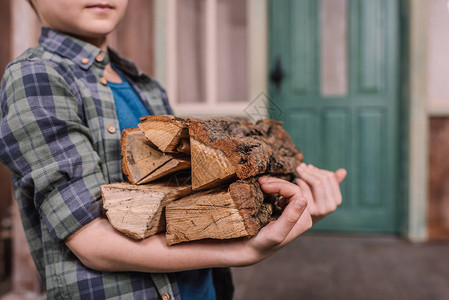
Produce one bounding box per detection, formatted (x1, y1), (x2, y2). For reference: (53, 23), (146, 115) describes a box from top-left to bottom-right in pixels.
(189, 118), (303, 190)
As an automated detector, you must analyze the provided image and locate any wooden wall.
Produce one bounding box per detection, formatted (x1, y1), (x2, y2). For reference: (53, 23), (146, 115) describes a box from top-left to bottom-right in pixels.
(0, 0), (12, 285)
(428, 117), (449, 240)
(0, 0), (11, 74)
(0, 0), (12, 212)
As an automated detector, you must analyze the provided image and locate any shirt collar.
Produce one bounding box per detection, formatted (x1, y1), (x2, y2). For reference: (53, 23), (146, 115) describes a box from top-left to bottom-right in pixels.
(38, 27), (140, 77)
(108, 48), (140, 78)
(39, 27), (107, 70)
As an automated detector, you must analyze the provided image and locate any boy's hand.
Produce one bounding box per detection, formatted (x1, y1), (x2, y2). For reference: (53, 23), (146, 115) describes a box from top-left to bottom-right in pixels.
(295, 163), (347, 223)
(239, 176), (312, 265)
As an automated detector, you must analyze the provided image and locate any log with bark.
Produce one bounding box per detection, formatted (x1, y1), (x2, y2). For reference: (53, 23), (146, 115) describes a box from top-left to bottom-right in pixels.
(165, 178), (282, 245)
(189, 118), (303, 190)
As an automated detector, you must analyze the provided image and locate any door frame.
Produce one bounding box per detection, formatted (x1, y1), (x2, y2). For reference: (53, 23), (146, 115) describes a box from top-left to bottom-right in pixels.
(400, 0), (429, 242)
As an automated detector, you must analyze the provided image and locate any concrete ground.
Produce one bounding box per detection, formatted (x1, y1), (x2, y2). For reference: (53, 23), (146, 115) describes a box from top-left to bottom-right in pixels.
(232, 233), (449, 300)
(2, 233), (449, 300)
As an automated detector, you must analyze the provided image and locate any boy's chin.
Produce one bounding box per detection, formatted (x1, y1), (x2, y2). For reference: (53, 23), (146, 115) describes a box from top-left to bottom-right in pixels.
(55, 19), (120, 39)
(67, 25), (118, 40)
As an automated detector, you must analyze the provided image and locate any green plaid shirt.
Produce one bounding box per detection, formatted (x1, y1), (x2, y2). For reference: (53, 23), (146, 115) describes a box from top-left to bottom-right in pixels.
(0, 27), (179, 299)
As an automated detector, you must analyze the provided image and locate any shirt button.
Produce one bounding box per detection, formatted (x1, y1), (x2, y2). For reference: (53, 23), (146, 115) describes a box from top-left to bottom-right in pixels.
(96, 53), (105, 62)
(99, 77), (108, 86)
(161, 294), (170, 300)
(107, 125), (116, 134)
(81, 58), (90, 65)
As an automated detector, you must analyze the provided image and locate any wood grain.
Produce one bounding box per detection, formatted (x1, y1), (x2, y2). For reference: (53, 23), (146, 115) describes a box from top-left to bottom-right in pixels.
(428, 117), (449, 240)
(165, 178), (273, 245)
(102, 182), (192, 239)
(138, 115), (191, 153)
(121, 128), (190, 184)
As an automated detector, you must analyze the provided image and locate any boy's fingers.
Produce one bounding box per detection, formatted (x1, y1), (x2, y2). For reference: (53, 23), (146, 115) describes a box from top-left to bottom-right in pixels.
(263, 196), (308, 246)
(285, 209), (313, 243)
(335, 168), (347, 184)
(298, 164), (347, 185)
(311, 166), (342, 207)
(293, 178), (316, 211)
(259, 180), (303, 200)
(327, 174), (342, 206)
(296, 164), (321, 186)
(297, 164), (327, 201)
(297, 164), (343, 211)
(317, 168), (342, 206)
(294, 178), (312, 194)
(258, 176), (288, 184)
(293, 178), (314, 202)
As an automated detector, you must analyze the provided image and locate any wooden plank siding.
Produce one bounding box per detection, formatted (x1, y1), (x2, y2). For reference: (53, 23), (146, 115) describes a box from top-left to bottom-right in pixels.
(0, 0), (11, 74)
(428, 117), (449, 240)
(0, 0), (12, 285)
(0, 0), (12, 222)
(0, 166), (12, 283)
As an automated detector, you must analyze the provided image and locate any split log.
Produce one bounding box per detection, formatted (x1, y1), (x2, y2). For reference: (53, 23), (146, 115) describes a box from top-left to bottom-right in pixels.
(189, 118), (304, 190)
(102, 181), (192, 239)
(121, 128), (190, 185)
(138, 115), (191, 153)
(165, 178), (276, 245)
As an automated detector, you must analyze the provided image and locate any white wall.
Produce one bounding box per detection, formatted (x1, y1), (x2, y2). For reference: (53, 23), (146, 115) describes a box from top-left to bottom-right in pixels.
(428, 0), (449, 115)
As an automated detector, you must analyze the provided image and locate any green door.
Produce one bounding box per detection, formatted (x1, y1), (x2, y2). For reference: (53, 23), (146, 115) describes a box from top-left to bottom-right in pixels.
(269, 0), (400, 232)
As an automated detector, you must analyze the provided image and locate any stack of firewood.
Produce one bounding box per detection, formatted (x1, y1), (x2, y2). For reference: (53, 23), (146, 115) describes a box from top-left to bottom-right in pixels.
(101, 116), (304, 245)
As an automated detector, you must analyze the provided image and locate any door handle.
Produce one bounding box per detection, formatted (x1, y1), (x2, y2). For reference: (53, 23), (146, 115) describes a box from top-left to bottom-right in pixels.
(270, 57), (285, 91)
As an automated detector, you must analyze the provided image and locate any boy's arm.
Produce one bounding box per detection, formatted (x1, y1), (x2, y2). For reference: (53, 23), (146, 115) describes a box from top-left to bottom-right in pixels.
(296, 163), (347, 223)
(0, 60), (110, 243)
(66, 177), (313, 272)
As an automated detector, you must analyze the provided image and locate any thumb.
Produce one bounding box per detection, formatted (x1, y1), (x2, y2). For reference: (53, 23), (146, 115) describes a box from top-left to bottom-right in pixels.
(334, 168), (347, 184)
(267, 196), (308, 246)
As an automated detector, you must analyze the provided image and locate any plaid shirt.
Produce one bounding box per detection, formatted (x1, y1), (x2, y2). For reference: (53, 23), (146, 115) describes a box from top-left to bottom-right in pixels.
(0, 27), (179, 299)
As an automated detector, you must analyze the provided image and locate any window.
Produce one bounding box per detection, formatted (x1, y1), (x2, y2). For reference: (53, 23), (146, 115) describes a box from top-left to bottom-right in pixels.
(159, 0), (267, 116)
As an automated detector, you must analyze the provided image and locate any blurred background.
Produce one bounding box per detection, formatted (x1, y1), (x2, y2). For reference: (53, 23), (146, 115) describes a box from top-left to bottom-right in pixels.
(1, 0), (449, 299)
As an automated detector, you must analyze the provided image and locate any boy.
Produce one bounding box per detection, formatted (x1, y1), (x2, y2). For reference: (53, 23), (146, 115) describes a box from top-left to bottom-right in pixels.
(0, 0), (346, 299)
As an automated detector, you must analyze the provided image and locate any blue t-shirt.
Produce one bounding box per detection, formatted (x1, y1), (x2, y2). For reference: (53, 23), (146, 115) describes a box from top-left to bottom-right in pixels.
(175, 269), (216, 300)
(109, 69), (216, 300)
(108, 73), (149, 131)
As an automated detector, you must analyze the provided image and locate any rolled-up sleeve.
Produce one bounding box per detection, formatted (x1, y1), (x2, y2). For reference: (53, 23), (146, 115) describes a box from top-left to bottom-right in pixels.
(0, 59), (107, 241)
